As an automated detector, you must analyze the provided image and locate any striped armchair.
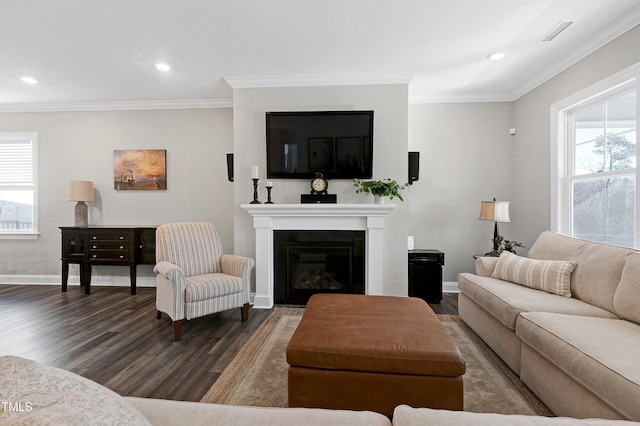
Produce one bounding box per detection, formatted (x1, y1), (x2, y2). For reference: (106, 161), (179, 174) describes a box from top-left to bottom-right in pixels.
(154, 222), (255, 341)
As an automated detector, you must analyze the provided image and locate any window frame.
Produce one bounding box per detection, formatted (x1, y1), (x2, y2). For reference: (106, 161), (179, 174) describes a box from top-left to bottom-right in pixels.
(0, 132), (39, 239)
(551, 63), (640, 246)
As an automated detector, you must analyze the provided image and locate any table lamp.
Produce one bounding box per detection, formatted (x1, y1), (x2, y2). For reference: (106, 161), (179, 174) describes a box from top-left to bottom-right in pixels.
(479, 198), (510, 257)
(68, 180), (94, 227)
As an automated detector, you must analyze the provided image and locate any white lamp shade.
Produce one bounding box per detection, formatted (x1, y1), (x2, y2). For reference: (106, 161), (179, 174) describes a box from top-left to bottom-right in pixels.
(68, 180), (94, 202)
(479, 200), (510, 222)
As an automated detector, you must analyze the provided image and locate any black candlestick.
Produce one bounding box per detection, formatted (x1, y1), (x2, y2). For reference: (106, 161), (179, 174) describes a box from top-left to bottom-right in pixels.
(265, 186), (274, 204)
(250, 178), (261, 204)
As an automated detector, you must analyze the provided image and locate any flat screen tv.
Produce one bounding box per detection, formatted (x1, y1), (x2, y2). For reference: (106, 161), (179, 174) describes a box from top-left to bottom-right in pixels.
(266, 110), (373, 179)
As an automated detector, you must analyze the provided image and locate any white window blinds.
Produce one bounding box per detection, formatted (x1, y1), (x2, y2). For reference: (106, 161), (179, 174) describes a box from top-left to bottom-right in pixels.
(0, 137), (34, 186)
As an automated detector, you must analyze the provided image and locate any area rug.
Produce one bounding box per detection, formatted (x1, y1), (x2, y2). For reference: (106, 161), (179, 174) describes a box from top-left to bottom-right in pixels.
(200, 307), (552, 416)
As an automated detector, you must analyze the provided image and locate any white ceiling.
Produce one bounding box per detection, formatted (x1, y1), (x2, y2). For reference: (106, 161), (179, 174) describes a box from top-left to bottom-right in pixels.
(1, 0), (640, 111)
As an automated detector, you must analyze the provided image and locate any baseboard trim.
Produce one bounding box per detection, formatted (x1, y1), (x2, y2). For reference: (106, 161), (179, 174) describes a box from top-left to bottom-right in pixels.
(0, 272), (156, 288)
(443, 281), (459, 293)
(0, 276), (459, 294)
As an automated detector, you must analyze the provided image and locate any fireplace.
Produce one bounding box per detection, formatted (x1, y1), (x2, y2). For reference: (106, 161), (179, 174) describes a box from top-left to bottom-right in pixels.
(241, 203), (395, 309)
(274, 230), (365, 305)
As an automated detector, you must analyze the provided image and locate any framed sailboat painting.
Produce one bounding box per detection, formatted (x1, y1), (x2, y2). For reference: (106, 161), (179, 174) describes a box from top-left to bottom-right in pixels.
(114, 149), (167, 190)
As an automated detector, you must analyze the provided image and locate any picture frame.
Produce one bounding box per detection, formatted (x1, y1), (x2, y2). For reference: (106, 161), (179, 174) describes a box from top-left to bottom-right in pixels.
(113, 149), (167, 190)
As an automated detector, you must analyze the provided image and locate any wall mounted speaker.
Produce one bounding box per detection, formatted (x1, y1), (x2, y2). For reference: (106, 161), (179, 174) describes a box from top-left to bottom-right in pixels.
(408, 151), (420, 185)
(226, 153), (234, 182)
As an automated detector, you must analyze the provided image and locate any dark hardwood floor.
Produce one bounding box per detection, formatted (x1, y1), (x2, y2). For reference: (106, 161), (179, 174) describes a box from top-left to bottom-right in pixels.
(0, 284), (458, 402)
(431, 292), (459, 315)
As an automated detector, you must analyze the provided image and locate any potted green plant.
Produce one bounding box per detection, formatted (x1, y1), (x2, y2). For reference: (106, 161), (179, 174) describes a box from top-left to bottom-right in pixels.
(353, 178), (408, 203)
(492, 235), (525, 254)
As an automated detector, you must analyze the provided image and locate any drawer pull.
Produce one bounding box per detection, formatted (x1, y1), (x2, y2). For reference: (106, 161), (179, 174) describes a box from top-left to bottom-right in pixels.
(119, 236), (125, 240)
(92, 255), (97, 258)
(92, 236), (97, 240)
(93, 245), (97, 249)
(120, 246), (124, 249)
(119, 255), (124, 259)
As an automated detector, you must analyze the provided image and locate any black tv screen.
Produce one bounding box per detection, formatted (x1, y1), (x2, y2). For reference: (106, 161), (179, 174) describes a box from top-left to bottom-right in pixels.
(266, 110), (373, 179)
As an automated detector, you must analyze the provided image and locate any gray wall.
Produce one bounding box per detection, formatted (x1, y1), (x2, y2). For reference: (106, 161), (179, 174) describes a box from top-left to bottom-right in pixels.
(408, 102), (514, 281)
(0, 108), (234, 283)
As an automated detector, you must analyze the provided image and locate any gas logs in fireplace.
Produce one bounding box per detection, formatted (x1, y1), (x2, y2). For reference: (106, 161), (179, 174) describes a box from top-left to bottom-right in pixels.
(274, 230), (365, 305)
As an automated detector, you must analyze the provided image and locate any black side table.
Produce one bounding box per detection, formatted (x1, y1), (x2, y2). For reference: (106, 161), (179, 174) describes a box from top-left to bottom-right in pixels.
(408, 249), (445, 303)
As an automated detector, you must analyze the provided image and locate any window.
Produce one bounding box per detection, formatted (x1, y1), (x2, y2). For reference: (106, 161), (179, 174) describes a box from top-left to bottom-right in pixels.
(0, 132), (38, 237)
(552, 66), (638, 248)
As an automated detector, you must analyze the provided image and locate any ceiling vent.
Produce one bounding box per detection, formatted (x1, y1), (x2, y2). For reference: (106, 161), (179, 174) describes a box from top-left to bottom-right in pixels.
(540, 20), (575, 42)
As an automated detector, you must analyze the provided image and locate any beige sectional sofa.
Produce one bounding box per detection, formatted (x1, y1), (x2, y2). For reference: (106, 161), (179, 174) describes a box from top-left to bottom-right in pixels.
(458, 231), (640, 421)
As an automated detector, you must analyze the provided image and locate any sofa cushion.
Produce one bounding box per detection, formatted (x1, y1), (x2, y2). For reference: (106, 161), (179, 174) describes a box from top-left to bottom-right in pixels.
(391, 405), (639, 425)
(127, 397), (392, 426)
(185, 273), (244, 302)
(528, 231), (637, 313)
(516, 312), (640, 420)
(614, 253), (640, 325)
(492, 251), (575, 297)
(458, 273), (618, 331)
(0, 355), (151, 425)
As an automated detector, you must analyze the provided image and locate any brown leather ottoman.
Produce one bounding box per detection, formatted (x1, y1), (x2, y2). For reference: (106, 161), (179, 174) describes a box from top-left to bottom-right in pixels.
(286, 294), (465, 418)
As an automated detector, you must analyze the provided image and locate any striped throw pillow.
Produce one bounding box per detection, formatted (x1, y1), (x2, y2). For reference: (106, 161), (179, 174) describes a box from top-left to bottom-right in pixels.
(491, 251), (576, 297)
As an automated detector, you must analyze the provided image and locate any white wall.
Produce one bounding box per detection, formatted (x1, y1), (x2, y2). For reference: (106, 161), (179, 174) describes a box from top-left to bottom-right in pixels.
(232, 84), (410, 296)
(408, 102), (514, 281)
(0, 108), (234, 283)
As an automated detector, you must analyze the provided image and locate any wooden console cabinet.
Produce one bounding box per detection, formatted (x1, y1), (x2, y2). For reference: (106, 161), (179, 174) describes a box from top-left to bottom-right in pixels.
(60, 226), (156, 295)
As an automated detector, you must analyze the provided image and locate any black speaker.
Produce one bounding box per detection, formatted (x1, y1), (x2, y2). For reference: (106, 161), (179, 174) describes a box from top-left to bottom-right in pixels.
(408, 151), (420, 185)
(226, 153), (234, 182)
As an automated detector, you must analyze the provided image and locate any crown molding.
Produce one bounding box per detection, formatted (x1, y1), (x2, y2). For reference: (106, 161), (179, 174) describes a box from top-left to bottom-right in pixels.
(225, 72), (416, 89)
(409, 90), (514, 104)
(3, 8), (638, 112)
(511, 6), (640, 101)
(0, 98), (233, 113)
(410, 8), (640, 104)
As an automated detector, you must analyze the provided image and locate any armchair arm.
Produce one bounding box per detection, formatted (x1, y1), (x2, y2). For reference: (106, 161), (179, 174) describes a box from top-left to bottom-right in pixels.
(221, 255), (254, 305)
(154, 261), (186, 321)
(220, 254), (255, 280)
(154, 261), (185, 283)
(221, 254), (255, 281)
(475, 256), (499, 277)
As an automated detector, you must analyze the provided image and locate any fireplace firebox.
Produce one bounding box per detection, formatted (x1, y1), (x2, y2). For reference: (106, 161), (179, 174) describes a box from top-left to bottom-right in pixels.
(274, 230), (365, 305)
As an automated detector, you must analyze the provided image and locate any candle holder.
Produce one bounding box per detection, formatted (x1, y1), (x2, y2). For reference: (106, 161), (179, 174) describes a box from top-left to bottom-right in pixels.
(250, 178), (261, 204)
(265, 185), (274, 204)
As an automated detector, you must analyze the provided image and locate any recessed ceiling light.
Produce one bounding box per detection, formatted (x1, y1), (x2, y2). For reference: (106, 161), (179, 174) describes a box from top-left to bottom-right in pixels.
(487, 52), (505, 61)
(20, 76), (38, 84)
(155, 63), (171, 72)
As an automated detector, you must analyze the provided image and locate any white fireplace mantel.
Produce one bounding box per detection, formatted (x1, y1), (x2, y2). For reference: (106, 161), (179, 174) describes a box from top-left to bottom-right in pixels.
(241, 203), (395, 308)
